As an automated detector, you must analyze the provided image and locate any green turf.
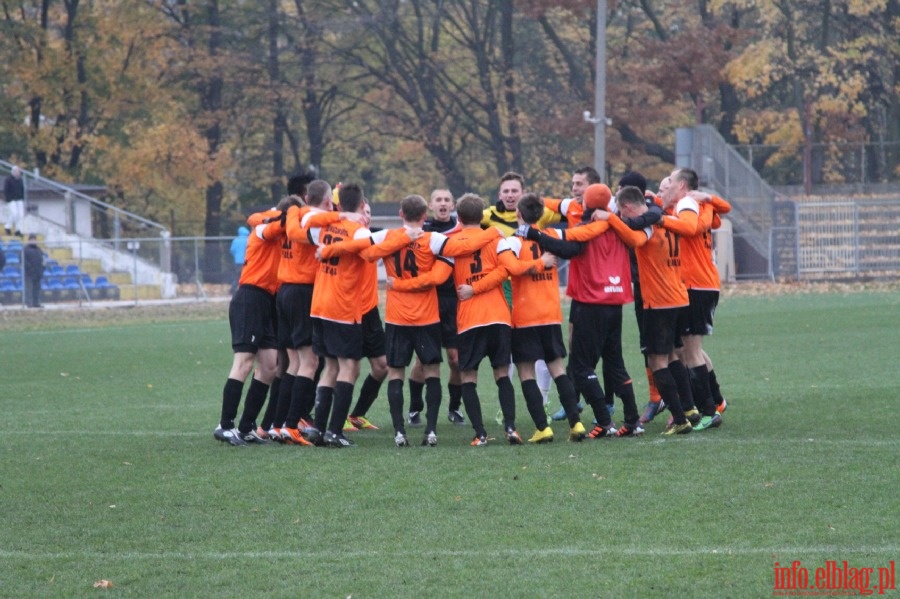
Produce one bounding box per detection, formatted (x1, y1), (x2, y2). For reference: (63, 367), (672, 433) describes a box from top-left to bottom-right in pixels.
(1, 290), (898, 598)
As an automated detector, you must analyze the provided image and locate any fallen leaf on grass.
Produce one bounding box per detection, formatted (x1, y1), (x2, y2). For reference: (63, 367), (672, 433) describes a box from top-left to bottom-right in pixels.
(93, 579), (113, 588)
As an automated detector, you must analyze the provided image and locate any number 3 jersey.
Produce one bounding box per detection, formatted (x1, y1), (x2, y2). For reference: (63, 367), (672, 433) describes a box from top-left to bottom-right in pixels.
(451, 235), (512, 334)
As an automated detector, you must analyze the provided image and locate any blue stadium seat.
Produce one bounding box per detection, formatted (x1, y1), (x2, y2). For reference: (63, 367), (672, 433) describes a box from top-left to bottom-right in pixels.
(0, 280), (15, 291)
(5, 251), (19, 265)
(94, 275), (110, 287)
(65, 264), (80, 275)
(44, 259), (59, 269)
(80, 273), (93, 287)
(3, 265), (18, 277)
(6, 240), (22, 252)
(63, 276), (80, 289)
(48, 278), (64, 290)
(49, 264), (64, 276)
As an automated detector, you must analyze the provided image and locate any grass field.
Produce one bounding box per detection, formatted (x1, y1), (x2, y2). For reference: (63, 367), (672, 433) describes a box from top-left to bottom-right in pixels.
(1, 287), (898, 598)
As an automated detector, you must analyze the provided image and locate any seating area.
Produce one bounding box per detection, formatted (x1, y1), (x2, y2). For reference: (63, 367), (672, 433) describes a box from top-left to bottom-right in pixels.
(1, 240), (120, 305)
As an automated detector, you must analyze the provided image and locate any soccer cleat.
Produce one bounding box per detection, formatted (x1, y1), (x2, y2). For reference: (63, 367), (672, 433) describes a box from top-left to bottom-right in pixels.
(587, 424), (617, 439)
(281, 427), (314, 446)
(506, 428), (523, 445)
(528, 427), (554, 444)
(407, 411), (423, 427)
(304, 427), (324, 447)
(342, 419), (359, 433)
(298, 418), (315, 434)
(422, 431), (438, 447)
(551, 402), (583, 421)
(569, 422), (587, 442)
(348, 416), (379, 430)
(470, 435), (488, 447)
(213, 425), (247, 446)
(394, 431), (410, 447)
(323, 431), (355, 448)
(268, 426), (284, 443)
(693, 415), (715, 431)
(716, 398), (728, 414)
(661, 421), (693, 436)
(710, 413), (723, 427)
(447, 410), (466, 426)
(616, 422), (645, 437)
(640, 400), (665, 424)
(684, 408), (702, 426)
(255, 426), (271, 440)
(240, 428), (271, 444)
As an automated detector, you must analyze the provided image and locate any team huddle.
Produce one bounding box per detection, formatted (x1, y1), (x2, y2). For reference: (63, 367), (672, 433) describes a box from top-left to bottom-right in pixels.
(213, 166), (730, 448)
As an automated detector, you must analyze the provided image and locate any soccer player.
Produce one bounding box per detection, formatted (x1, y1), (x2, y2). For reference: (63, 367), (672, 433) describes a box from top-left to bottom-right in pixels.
(523, 184), (643, 438)
(506, 193), (587, 443)
(598, 186), (694, 435)
(300, 184), (406, 447)
(448, 193), (521, 446)
(407, 189), (466, 427)
(481, 171), (561, 235)
(658, 167), (730, 430)
(482, 171), (562, 424)
(268, 179), (352, 446)
(345, 195), (455, 446)
(213, 196), (301, 445)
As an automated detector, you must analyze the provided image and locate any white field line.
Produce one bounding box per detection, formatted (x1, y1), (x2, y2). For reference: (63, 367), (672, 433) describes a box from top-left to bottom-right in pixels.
(1, 546), (897, 561)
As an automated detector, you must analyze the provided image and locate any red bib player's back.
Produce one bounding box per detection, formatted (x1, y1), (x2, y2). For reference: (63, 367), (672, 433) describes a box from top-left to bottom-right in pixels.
(452, 234), (511, 333)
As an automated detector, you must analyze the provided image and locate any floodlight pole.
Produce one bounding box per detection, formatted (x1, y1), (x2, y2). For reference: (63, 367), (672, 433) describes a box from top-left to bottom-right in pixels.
(583, 0), (608, 182)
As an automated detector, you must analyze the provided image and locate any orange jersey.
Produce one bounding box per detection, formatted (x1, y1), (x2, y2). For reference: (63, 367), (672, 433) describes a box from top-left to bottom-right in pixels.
(238, 215), (285, 295)
(452, 232), (511, 333)
(277, 205), (319, 284)
(608, 215), (688, 309)
(502, 235), (561, 327)
(375, 229), (453, 326)
(307, 219), (372, 324)
(548, 197), (584, 228)
(662, 198), (720, 291)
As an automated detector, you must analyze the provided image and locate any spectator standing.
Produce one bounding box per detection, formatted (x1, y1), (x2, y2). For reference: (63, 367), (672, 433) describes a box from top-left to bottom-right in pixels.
(229, 226), (249, 294)
(4, 166), (25, 237)
(23, 233), (43, 308)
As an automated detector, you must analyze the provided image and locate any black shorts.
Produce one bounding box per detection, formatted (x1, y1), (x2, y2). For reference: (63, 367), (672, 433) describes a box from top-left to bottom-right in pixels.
(276, 283), (314, 348)
(437, 293), (459, 348)
(642, 306), (688, 356)
(633, 280), (648, 353)
(361, 306), (386, 358)
(567, 301), (629, 386)
(683, 289), (719, 336)
(457, 324), (511, 372)
(385, 323), (443, 368)
(229, 284), (278, 353)
(313, 318), (363, 360)
(511, 324), (567, 364)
